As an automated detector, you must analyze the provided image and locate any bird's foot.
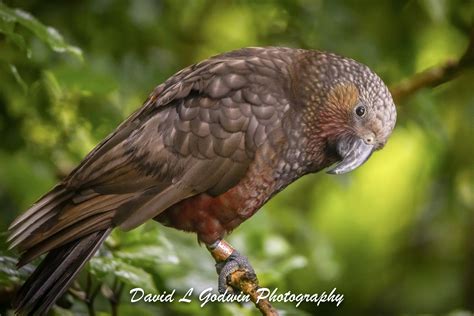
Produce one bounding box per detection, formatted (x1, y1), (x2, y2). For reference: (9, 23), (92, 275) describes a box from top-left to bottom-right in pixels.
(216, 250), (257, 293)
(207, 240), (257, 294)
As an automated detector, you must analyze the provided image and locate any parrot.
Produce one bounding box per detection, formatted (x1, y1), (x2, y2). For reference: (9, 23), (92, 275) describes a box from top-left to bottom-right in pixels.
(8, 47), (396, 315)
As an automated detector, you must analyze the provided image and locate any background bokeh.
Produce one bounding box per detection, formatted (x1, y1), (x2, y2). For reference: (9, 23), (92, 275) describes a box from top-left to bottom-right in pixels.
(0, 1), (473, 315)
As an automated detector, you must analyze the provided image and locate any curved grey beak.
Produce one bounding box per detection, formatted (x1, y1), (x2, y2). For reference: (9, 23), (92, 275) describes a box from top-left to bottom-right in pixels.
(327, 137), (374, 175)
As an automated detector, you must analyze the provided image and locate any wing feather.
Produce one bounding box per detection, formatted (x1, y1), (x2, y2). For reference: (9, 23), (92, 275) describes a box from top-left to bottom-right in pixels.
(9, 47), (294, 265)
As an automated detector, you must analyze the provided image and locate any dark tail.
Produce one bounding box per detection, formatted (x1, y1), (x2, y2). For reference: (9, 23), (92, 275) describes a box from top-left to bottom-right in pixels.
(13, 228), (111, 315)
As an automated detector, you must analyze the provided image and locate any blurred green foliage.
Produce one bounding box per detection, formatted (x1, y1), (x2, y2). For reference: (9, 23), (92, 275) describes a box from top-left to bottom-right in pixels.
(0, 0), (473, 315)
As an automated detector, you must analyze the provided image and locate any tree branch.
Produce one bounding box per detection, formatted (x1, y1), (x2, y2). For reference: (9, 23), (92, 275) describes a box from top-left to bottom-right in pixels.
(228, 269), (278, 316)
(390, 27), (474, 103)
(209, 240), (278, 315)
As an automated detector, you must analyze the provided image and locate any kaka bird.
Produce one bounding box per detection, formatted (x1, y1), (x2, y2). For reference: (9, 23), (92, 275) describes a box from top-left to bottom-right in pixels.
(8, 47), (396, 315)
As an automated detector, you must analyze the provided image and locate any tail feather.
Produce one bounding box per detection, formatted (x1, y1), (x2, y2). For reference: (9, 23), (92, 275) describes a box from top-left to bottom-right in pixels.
(16, 193), (132, 252)
(8, 185), (73, 248)
(13, 228), (111, 315)
(9, 185), (70, 230)
(17, 212), (114, 266)
(9, 188), (135, 264)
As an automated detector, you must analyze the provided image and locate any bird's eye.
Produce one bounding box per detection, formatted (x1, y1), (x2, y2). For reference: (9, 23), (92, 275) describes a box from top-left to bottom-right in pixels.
(355, 105), (366, 117)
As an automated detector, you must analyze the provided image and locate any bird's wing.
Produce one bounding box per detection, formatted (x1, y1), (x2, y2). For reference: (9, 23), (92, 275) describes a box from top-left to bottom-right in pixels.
(9, 47), (294, 263)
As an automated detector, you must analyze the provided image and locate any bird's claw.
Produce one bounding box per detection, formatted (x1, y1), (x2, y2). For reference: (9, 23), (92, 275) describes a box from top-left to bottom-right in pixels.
(215, 250), (256, 294)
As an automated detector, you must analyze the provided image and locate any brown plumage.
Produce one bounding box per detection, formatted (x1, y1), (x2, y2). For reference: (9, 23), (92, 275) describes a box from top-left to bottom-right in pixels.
(8, 47), (396, 315)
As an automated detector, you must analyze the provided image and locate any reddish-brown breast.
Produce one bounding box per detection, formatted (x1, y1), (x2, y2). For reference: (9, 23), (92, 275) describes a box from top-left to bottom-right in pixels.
(155, 144), (283, 244)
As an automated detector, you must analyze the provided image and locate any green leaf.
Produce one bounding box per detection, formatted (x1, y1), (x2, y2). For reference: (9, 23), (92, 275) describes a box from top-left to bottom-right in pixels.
(0, 2), (82, 60)
(0, 255), (34, 287)
(9, 64), (28, 93)
(115, 245), (180, 268)
(0, 13), (30, 57)
(113, 262), (157, 293)
(88, 256), (157, 292)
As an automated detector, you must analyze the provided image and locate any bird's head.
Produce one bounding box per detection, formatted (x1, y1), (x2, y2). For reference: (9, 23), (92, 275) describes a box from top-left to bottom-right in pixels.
(295, 51), (397, 174)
